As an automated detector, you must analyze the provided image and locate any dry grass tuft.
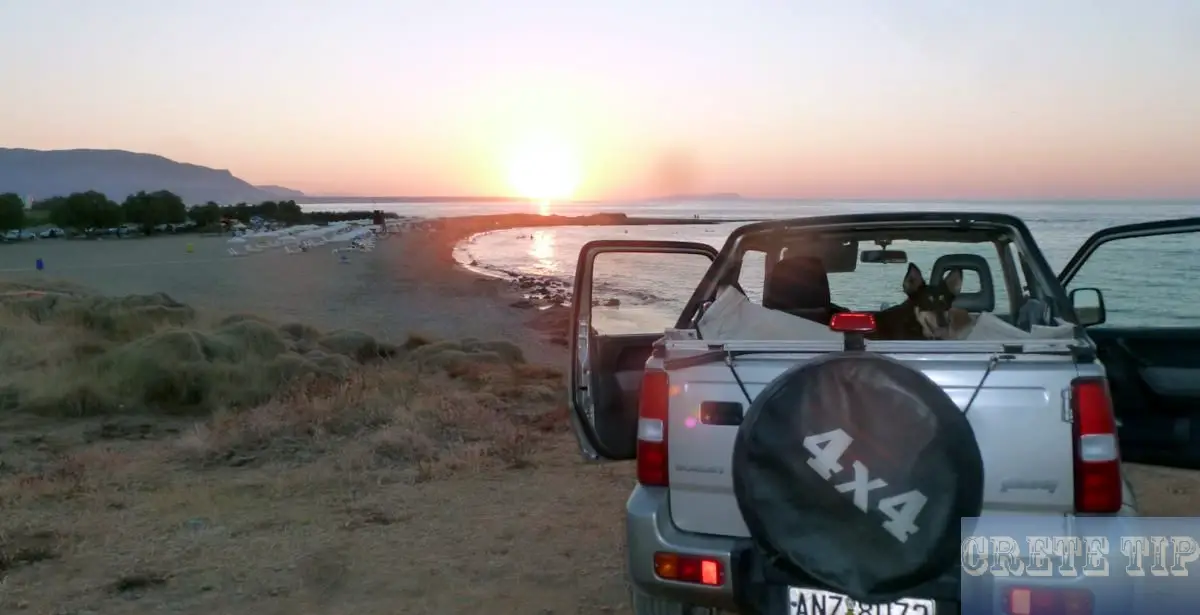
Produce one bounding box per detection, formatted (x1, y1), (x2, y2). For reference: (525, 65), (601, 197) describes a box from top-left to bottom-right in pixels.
(0, 289), (565, 471)
(0, 528), (62, 574)
(0, 291), (425, 417)
(0, 286), (568, 487)
(170, 357), (565, 476)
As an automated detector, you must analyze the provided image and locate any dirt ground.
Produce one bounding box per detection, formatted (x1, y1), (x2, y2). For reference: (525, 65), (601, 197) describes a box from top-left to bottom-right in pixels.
(1, 223), (1197, 615)
(0, 417), (635, 615)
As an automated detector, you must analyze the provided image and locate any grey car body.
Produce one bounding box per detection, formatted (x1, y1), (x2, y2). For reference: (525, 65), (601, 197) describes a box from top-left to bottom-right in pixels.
(565, 213), (1200, 614)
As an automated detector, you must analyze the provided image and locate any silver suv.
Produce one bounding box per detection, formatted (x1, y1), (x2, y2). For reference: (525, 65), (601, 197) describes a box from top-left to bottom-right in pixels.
(565, 213), (1200, 614)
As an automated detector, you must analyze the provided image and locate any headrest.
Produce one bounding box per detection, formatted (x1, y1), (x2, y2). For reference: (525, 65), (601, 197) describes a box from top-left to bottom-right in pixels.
(930, 253), (994, 312)
(763, 256), (831, 311)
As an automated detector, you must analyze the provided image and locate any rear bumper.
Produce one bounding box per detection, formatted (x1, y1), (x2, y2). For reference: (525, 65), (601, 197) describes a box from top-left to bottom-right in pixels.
(627, 484), (1142, 614)
(626, 484), (740, 611)
(626, 485), (965, 612)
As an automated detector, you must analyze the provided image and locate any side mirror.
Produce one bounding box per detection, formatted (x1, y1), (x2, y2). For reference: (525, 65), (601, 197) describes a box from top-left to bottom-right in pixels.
(1070, 288), (1106, 327)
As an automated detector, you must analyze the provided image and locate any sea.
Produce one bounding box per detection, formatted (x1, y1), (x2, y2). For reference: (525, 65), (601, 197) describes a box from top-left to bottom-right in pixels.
(307, 200), (1198, 332)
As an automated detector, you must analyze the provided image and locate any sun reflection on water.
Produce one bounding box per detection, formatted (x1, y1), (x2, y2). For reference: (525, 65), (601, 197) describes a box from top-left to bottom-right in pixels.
(529, 230), (556, 273)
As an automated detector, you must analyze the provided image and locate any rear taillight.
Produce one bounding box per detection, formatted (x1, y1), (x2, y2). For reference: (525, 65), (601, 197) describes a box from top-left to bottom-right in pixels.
(654, 552), (724, 586)
(1071, 378), (1122, 513)
(1003, 586), (1094, 615)
(637, 369), (670, 486)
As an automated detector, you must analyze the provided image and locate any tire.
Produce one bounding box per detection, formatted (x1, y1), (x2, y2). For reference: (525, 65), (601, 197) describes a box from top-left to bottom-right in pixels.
(732, 351), (984, 603)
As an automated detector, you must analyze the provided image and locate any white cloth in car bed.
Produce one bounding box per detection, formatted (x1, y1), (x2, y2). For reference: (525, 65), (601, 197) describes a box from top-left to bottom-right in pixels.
(697, 286), (1077, 342)
(697, 286), (843, 341)
(962, 312), (1075, 340)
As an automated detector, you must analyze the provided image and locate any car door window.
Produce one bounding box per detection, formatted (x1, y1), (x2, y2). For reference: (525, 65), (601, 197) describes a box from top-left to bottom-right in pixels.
(1066, 233), (1198, 328)
(590, 250), (714, 335)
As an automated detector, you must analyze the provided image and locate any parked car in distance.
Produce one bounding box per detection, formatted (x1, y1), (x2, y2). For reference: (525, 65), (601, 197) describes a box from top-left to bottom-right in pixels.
(3, 229), (38, 241)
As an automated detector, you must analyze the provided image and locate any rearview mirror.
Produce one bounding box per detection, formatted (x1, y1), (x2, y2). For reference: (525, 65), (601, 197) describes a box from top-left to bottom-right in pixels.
(860, 250), (909, 264)
(1070, 287), (1106, 326)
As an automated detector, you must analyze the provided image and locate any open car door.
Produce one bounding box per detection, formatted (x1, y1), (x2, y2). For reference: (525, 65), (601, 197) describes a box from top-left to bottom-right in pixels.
(1059, 217), (1200, 468)
(568, 239), (718, 461)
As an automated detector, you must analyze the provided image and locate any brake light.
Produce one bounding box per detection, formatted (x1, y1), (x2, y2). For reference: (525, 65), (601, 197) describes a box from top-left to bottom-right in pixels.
(653, 552), (724, 586)
(637, 369), (670, 486)
(1071, 378), (1122, 513)
(1003, 586), (1093, 615)
(830, 312), (876, 333)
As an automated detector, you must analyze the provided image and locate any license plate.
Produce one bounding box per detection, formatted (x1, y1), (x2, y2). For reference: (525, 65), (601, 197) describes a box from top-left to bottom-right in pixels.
(788, 588), (936, 615)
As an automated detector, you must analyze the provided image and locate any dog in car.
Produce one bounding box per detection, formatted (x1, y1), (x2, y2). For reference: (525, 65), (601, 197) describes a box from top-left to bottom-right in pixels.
(875, 263), (969, 340)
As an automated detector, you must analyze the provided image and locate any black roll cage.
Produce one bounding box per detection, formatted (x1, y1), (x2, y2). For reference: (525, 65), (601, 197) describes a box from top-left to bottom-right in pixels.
(667, 212), (1075, 330)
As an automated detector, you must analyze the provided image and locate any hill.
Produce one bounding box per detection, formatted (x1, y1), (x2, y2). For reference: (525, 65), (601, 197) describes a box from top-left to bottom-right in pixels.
(0, 148), (296, 205)
(256, 184), (307, 198)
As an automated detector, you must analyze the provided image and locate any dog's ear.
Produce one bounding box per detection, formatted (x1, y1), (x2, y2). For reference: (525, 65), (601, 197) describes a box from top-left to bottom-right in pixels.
(902, 263), (925, 296)
(943, 268), (964, 296)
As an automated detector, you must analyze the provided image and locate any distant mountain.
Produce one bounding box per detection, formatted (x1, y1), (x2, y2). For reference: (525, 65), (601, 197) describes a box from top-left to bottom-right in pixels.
(0, 148), (298, 205)
(256, 184), (306, 198)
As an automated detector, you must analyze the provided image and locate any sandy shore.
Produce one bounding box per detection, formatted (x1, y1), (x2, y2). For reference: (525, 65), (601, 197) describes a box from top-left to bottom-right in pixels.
(2, 215), (1198, 615)
(0, 213), (712, 353)
(0, 213), (715, 358)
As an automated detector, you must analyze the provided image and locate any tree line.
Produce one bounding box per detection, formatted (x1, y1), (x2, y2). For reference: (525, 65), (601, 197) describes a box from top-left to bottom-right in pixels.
(0, 190), (389, 235)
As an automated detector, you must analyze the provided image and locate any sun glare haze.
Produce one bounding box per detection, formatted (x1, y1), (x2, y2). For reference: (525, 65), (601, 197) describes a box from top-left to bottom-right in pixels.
(2, 0), (1199, 199)
(506, 135), (583, 203)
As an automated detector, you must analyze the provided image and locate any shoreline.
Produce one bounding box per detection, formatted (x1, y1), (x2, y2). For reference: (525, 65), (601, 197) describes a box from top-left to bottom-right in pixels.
(421, 212), (720, 347)
(435, 211), (723, 285)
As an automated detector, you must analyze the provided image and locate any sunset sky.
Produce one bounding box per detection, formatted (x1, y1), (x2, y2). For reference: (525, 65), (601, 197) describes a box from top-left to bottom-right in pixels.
(3, 0), (1199, 200)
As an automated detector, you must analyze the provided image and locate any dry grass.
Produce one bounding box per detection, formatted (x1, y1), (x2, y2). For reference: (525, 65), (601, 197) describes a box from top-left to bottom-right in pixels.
(0, 286), (634, 614)
(1, 283), (1197, 614)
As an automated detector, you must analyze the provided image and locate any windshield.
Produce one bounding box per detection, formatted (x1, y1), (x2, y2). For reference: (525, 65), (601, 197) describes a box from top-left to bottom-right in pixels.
(824, 240), (1015, 314)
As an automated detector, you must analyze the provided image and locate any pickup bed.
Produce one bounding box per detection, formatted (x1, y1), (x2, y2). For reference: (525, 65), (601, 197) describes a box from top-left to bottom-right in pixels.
(565, 213), (1200, 614)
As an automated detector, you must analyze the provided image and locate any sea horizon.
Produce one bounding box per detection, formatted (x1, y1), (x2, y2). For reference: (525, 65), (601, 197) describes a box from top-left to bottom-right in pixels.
(297, 195), (1200, 206)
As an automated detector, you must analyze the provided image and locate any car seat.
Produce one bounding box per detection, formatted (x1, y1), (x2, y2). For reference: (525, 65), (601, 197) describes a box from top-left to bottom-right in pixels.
(930, 254), (995, 313)
(762, 256), (841, 325)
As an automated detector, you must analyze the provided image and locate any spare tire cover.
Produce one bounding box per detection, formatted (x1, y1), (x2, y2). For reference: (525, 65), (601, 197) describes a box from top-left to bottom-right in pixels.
(732, 351), (984, 603)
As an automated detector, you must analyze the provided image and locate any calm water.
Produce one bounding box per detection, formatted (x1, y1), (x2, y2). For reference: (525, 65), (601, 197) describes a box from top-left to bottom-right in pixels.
(311, 200), (1199, 332)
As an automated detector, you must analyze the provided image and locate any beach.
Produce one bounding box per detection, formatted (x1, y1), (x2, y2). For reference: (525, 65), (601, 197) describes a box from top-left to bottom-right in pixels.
(1, 215), (1198, 614)
(0, 213), (716, 355)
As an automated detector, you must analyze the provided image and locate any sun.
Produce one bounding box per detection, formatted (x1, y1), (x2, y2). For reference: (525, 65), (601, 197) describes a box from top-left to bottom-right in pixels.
(505, 136), (582, 202)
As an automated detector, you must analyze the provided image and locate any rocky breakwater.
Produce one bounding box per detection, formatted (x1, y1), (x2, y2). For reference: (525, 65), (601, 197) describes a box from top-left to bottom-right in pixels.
(505, 275), (623, 348)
